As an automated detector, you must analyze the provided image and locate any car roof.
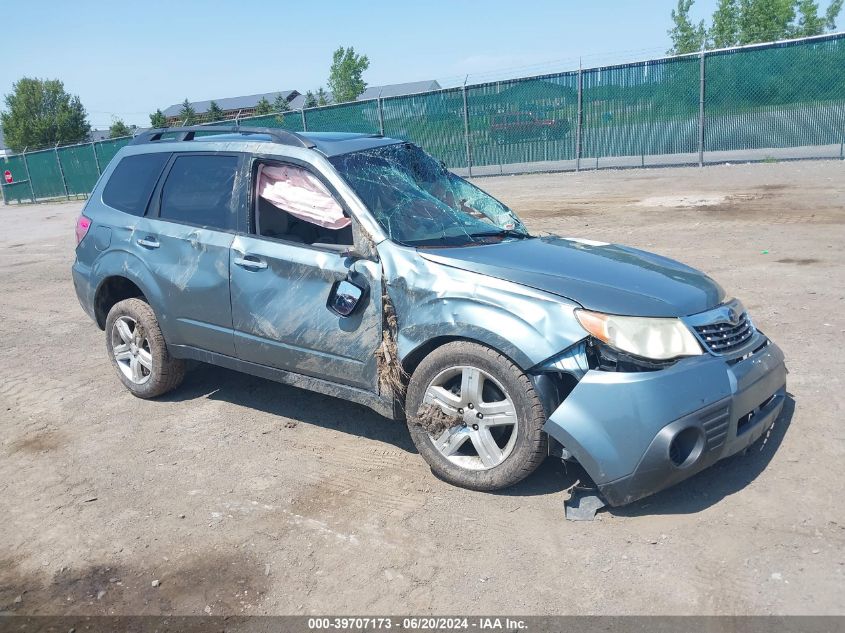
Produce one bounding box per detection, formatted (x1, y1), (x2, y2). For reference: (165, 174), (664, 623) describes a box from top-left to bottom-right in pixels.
(163, 130), (402, 157)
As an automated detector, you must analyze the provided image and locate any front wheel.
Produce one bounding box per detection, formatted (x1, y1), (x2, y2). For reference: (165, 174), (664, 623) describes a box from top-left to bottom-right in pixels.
(405, 342), (547, 491)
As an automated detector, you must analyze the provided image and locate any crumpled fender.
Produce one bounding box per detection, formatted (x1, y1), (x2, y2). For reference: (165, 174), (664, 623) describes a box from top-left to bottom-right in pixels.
(377, 240), (586, 370)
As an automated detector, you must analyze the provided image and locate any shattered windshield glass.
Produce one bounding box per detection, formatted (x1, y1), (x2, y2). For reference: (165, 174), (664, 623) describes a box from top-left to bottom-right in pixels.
(329, 143), (529, 247)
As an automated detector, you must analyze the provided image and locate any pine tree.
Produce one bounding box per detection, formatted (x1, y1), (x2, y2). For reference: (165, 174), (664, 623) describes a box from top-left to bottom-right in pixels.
(273, 93), (291, 112)
(179, 99), (196, 125)
(254, 97), (273, 115)
(206, 100), (225, 123)
(149, 109), (167, 128)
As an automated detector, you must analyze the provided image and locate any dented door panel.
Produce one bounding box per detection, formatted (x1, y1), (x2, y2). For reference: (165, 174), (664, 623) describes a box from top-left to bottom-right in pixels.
(133, 216), (236, 355)
(230, 235), (382, 390)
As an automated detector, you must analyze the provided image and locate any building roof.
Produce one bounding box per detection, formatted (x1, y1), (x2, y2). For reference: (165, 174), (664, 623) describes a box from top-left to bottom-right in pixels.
(161, 81), (441, 118)
(162, 90), (299, 117)
(357, 80), (441, 100)
(89, 129), (110, 142)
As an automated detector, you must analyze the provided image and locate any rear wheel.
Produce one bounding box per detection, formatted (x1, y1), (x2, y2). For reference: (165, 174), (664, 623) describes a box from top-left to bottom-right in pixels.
(105, 298), (185, 398)
(405, 342), (547, 491)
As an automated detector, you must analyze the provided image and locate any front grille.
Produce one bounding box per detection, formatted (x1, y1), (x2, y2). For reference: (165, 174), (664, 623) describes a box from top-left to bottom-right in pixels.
(693, 312), (755, 355)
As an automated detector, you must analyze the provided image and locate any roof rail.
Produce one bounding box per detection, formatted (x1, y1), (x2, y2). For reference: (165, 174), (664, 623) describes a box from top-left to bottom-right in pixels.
(130, 126), (316, 149)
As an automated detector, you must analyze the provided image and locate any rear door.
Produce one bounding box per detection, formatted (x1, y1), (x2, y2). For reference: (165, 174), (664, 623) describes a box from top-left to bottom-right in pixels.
(229, 159), (382, 391)
(134, 152), (245, 356)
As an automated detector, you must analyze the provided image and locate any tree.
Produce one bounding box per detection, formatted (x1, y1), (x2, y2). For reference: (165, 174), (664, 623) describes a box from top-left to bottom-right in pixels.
(0, 78), (91, 152)
(149, 109), (167, 128)
(273, 93), (291, 112)
(794, 0), (845, 34)
(109, 118), (131, 138)
(825, 0), (844, 28)
(316, 87), (330, 106)
(179, 98), (196, 125)
(304, 90), (318, 109)
(674, 0), (844, 53)
(737, 0), (795, 43)
(709, 0), (741, 47)
(206, 100), (224, 122)
(327, 46), (369, 103)
(254, 97), (272, 115)
(668, 0), (707, 53)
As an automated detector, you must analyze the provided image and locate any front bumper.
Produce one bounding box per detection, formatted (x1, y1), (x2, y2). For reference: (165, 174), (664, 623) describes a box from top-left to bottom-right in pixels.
(543, 339), (786, 506)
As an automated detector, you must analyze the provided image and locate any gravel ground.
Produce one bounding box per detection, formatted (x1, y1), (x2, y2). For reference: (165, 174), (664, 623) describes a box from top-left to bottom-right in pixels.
(1, 160), (843, 616)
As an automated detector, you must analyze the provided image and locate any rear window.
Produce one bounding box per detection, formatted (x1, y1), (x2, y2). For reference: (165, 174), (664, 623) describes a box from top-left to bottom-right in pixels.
(102, 153), (170, 216)
(159, 155), (239, 230)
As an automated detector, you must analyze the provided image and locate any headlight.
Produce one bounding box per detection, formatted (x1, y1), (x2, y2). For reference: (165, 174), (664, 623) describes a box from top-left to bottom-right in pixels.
(575, 309), (703, 360)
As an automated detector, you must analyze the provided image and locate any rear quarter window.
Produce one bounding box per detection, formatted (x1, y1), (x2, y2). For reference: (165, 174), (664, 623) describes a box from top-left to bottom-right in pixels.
(102, 152), (170, 216)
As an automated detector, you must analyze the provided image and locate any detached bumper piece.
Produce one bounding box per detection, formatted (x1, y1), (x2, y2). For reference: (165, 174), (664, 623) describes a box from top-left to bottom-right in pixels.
(543, 340), (787, 507)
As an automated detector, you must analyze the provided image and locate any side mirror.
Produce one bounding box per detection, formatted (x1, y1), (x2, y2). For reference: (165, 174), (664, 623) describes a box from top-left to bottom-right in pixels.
(327, 279), (365, 317)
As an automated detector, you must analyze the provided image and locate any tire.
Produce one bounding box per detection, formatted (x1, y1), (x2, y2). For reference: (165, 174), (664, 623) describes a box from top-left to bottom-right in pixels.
(105, 298), (185, 399)
(405, 341), (547, 491)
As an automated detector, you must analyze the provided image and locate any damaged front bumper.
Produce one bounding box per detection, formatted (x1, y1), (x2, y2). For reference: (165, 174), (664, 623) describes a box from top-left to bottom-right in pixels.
(543, 339), (786, 507)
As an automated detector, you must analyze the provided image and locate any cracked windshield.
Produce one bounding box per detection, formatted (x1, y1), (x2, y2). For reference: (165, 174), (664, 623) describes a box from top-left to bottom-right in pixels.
(330, 143), (529, 247)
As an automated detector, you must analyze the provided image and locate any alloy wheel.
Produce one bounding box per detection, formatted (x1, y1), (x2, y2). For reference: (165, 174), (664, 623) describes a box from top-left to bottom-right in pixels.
(111, 315), (153, 385)
(422, 365), (518, 470)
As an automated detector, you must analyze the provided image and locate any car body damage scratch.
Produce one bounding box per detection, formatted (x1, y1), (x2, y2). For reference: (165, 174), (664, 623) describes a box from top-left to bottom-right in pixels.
(375, 278), (408, 400)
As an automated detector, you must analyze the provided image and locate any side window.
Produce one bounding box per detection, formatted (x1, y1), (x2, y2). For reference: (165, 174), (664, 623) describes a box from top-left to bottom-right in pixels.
(102, 153), (170, 216)
(254, 163), (353, 249)
(159, 155), (239, 230)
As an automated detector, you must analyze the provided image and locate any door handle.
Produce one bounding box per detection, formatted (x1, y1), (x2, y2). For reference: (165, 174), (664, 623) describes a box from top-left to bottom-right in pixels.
(137, 237), (160, 249)
(234, 255), (268, 270)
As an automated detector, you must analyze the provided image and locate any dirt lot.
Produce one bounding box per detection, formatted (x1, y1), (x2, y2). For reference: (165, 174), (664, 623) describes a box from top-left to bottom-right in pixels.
(1, 160), (843, 616)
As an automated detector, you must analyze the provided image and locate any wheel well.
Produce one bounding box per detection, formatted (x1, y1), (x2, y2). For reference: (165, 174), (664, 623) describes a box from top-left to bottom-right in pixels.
(401, 335), (532, 380)
(94, 277), (146, 329)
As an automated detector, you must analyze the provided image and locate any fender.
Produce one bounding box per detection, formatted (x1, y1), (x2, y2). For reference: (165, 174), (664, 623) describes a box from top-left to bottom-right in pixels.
(91, 248), (173, 339)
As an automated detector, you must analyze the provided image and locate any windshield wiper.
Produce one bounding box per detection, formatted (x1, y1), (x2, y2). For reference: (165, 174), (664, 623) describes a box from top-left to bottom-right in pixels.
(466, 229), (531, 240)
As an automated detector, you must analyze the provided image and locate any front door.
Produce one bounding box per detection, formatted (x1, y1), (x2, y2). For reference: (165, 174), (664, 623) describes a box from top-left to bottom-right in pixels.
(230, 235), (382, 390)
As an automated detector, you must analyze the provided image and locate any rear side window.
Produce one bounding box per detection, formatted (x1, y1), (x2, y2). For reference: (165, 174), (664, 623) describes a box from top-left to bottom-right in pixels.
(102, 153), (170, 216)
(159, 155), (239, 230)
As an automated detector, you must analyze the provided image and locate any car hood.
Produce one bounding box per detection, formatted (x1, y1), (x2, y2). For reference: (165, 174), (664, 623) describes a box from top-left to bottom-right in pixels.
(417, 236), (725, 317)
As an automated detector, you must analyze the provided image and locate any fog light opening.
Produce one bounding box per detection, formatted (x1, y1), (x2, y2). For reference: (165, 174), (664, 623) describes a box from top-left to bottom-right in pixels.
(669, 427), (704, 468)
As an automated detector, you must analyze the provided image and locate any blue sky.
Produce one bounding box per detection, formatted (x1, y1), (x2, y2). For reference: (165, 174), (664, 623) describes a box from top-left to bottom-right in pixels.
(2, 0), (825, 128)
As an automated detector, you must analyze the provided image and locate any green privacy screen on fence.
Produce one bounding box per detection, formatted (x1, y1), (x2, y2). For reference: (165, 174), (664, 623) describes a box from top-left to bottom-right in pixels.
(3, 32), (845, 203)
(705, 35), (845, 151)
(1, 136), (132, 203)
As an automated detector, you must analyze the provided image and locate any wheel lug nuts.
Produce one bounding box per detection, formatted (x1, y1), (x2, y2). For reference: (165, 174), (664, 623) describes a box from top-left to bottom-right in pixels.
(468, 403), (474, 409)
(476, 412), (483, 419)
(472, 424), (479, 431)
(458, 408), (464, 414)
(462, 422), (467, 428)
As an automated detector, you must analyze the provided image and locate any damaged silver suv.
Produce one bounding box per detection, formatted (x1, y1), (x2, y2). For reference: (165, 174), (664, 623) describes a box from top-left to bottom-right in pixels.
(72, 126), (787, 506)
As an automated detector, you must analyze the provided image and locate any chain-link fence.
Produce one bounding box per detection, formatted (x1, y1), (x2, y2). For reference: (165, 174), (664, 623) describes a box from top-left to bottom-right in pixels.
(0, 137), (132, 204)
(3, 32), (844, 204)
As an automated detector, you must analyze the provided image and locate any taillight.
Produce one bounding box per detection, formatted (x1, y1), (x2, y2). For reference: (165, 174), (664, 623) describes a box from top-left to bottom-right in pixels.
(75, 215), (92, 245)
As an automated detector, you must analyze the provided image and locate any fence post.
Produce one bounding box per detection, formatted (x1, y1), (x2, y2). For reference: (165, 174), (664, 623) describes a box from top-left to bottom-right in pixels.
(300, 108), (308, 131)
(698, 49), (706, 168)
(462, 77), (472, 177)
(377, 91), (385, 136)
(576, 60), (583, 172)
(21, 148), (36, 203)
(92, 141), (102, 176)
(55, 143), (70, 200)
